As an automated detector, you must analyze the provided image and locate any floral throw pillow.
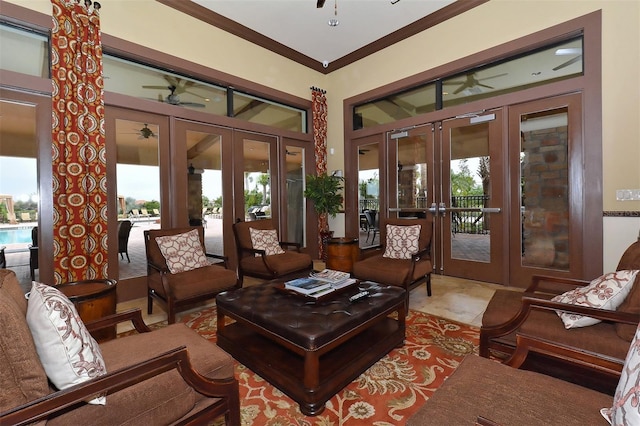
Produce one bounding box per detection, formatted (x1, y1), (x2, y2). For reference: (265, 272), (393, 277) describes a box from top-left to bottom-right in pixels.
(249, 228), (285, 256)
(551, 270), (639, 329)
(601, 322), (640, 424)
(26, 281), (107, 405)
(383, 224), (421, 260)
(155, 229), (209, 274)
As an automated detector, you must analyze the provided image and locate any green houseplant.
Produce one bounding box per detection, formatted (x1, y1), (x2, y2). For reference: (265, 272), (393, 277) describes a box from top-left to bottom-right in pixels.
(304, 173), (344, 259)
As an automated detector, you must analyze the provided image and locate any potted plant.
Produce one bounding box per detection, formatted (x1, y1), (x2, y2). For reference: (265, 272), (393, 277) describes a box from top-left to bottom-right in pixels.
(304, 172), (344, 260)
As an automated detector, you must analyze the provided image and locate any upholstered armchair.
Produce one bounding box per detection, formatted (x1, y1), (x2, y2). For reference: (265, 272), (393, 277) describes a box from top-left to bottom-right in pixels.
(144, 227), (239, 324)
(480, 237), (640, 393)
(232, 219), (312, 284)
(352, 217), (433, 309)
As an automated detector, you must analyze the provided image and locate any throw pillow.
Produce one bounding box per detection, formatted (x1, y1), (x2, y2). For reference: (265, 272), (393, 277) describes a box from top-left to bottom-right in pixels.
(383, 224), (421, 260)
(551, 270), (639, 329)
(26, 281), (107, 405)
(249, 228), (285, 256)
(155, 229), (209, 274)
(601, 321), (640, 424)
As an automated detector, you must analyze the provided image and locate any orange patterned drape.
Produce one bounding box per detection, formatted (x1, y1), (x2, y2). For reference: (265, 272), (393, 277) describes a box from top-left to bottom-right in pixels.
(51, 0), (107, 283)
(311, 87), (329, 257)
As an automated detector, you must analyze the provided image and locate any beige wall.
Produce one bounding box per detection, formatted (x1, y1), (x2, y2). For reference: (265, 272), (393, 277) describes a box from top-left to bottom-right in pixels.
(8, 0), (640, 270)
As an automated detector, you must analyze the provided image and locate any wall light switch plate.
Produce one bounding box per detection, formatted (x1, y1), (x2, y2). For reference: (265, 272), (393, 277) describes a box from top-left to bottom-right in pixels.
(617, 189), (632, 201)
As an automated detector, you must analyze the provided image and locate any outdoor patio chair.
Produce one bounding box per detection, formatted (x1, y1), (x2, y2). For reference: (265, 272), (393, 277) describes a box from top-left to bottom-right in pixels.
(232, 218), (312, 284)
(140, 208), (150, 217)
(0, 246), (6, 269)
(29, 226), (38, 281)
(117, 220), (133, 262)
(353, 217), (433, 309)
(20, 212), (31, 222)
(144, 226), (239, 323)
(363, 210), (379, 244)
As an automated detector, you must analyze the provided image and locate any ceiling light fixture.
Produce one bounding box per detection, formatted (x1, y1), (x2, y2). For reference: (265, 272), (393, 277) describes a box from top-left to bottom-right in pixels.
(328, 0), (339, 27)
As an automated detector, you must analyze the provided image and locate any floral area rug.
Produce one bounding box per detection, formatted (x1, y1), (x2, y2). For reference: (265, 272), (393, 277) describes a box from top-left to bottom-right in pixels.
(175, 307), (479, 426)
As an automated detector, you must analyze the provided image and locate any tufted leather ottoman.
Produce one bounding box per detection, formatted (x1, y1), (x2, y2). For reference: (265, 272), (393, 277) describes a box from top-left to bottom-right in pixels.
(216, 281), (406, 416)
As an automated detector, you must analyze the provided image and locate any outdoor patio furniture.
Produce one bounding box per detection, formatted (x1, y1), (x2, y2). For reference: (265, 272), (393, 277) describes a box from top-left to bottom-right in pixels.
(117, 220), (133, 262)
(0, 246), (5, 269)
(29, 226), (38, 281)
(20, 212), (31, 222)
(363, 210), (379, 244)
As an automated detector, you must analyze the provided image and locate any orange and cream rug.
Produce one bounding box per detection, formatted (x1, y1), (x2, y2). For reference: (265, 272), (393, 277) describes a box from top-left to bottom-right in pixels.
(178, 307), (479, 425)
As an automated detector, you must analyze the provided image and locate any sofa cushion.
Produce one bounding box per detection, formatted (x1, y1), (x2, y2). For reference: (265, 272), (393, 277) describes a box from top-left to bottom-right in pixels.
(383, 224), (421, 259)
(407, 355), (611, 426)
(483, 289), (631, 361)
(26, 281), (107, 405)
(0, 270), (50, 412)
(147, 263), (238, 300)
(249, 227), (285, 256)
(602, 322), (640, 424)
(352, 254), (432, 287)
(551, 270), (638, 329)
(155, 229), (209, 274)
(47, 324), (235, 426)
(239, 250), (312, 277)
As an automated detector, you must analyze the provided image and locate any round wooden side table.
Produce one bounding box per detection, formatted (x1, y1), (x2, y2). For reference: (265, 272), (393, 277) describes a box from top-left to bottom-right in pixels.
(58, 279), (118, 342)
(326, 237), (359, 273)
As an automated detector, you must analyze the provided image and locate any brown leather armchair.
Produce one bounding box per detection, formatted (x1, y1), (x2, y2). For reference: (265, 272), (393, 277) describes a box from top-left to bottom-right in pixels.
(232, 219), (312, 284)
(480, 237), (640, 393)
(144, 226), (239, 324)
(352, 217), (433, 309)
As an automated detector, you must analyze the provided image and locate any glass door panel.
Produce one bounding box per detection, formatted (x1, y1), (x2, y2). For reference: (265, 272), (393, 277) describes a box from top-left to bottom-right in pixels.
(440, 111), (505, 283)
(242, 140), (271, 221)
(357, 141), (380, 248)
(113, 118), (162, 280)
(284, 144), (305, 245)
(186, 130), (224, 255)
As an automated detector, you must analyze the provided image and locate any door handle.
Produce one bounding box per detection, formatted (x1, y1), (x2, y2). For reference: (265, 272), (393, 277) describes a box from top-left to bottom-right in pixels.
(439, 202), (447, 217)
(480, 207), (501, 213)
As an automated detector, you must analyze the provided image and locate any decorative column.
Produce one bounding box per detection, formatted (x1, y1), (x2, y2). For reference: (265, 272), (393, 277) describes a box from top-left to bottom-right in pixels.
(51, 0), (107, 283)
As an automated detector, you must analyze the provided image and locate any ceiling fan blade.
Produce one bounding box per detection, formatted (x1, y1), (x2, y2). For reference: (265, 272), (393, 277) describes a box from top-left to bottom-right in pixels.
(453, 85), (468, 95)
(317, 0), (326, 8)
(478, 72), (508, 82)
(553, 55), (581, 71)
(477, 83), (494, 89)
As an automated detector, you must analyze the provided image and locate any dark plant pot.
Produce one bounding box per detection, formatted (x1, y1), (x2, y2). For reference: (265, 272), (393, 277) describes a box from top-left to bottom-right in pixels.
(319, 230), (334, 262)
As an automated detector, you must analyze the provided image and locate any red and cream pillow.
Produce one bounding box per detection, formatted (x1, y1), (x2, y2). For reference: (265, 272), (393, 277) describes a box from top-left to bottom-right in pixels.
(155, 229), (209, 274)
(26, 281), (107, 405)
(551, 270), (639, 329)
(383, 224), (421, 260)
(249, 228), (285, 256)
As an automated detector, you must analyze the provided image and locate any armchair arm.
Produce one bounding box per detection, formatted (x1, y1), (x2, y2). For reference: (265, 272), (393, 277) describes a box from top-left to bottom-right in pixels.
(526, 274), (590, 293)
(279, 241), (302, 252)
(147, 260), (169, 275)
(0, 347), (240, 426)
(205, 252), (229, 268)
(410, 246), (431, 262)
(482, 294), (640, 344)
(505, 333), (625, 377)
(358, 246), (383, 260)
(85, 308), (152, 334)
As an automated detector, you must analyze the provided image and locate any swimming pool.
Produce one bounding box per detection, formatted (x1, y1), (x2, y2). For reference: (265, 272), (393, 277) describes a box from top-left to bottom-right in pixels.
(0, 227), (33, 245)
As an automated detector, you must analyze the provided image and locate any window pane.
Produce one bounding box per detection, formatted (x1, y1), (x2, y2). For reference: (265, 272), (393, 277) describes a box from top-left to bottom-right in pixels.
(354, 83), (436, 129)
(520, 108), (569, 270)
(0, 24), (48, 77)
(233, 91), (306, 132)
(115, 119), (161, 279)
(397, 134), (428, 209)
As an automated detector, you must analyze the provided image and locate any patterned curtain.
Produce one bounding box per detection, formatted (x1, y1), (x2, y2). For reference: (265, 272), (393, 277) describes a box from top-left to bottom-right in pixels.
(311, 87), (329, 258)
(51, 0), (107, 283)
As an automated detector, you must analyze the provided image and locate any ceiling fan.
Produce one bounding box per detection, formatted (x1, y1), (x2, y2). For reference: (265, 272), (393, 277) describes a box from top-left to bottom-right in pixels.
(359, 148), (370, 155)
(286, 149), (300, 156)
(553, 47), (582, 71)
(444, 72), (508, 95)
(143, 76), (207, 107)
(136, 124), (156, 139)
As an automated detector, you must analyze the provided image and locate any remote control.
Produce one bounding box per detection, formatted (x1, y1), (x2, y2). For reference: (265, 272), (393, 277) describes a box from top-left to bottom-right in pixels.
(349, 290), (370, 303)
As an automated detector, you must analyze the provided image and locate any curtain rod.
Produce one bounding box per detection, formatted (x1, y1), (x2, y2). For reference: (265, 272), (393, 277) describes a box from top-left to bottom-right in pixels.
(310, 86), (326, 94)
